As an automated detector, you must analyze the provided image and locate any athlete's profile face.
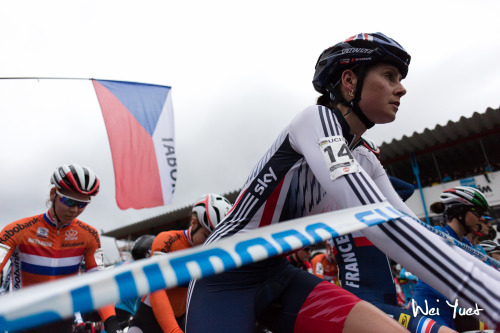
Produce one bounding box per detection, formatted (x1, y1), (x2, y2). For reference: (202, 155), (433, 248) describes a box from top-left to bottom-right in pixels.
(297, 247), (311, 263)
(358, 63), (407, 125)
(190, 215), (211, 246)
(478, 218), (490, 236)
(464, 209), (485, 234)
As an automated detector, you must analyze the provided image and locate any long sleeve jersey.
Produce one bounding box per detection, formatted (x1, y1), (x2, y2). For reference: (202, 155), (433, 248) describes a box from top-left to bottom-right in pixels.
(0, 212), (103, 288)
(204, 104), (500, 328)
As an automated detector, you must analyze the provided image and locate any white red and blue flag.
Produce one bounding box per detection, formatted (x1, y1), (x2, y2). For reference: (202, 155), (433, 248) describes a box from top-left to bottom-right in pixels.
(92, 79), (176, 209)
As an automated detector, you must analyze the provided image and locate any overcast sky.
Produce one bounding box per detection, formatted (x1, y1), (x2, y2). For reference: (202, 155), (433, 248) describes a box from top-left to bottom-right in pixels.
(1, 0), (499, 234)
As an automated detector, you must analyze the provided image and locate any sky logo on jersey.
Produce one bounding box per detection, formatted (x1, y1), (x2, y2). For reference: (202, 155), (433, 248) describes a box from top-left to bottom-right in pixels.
(254, 167), (277, 195)
(92, 79), (176, 209)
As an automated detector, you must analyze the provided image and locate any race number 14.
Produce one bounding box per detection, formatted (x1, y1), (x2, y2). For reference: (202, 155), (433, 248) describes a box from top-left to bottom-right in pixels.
(318, 136), (360, 181)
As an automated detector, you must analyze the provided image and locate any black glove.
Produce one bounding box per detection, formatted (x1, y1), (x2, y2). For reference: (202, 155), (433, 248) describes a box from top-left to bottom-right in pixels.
(104, 316), (124, 333)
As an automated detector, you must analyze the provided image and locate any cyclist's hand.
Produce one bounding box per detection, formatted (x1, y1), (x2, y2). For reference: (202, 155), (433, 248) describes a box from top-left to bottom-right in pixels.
(73, 322), (95, 333)
(73, 323), (86, 333)
(104, 316), (124, 333)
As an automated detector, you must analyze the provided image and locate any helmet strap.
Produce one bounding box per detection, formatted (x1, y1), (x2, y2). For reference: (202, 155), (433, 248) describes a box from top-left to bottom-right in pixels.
(190, 223), (202, 237)
(328, 67), (375, 129)
(457, 209), (474, 236)
(51, 193), (61, 226)
(349, 66), (375, 129)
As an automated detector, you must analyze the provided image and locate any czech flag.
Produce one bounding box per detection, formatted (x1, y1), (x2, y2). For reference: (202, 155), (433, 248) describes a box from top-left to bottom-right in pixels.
(92, 79), (176, 209)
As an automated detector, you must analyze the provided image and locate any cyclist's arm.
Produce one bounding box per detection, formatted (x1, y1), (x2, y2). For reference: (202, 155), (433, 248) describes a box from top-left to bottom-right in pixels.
(149, 235), (184, 333)
(0, 222), (21, 272)
(352, 146), (416, 218)
(79, 225), (121, 331)
(289, 106), (500, 327)
(310, 255), (324, 279)
(149, 289), (183, 333)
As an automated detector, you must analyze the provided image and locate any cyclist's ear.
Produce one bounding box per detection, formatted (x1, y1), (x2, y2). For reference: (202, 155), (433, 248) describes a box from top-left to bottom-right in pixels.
(190, 213), (202, 231)
(49, 187), (57, 200)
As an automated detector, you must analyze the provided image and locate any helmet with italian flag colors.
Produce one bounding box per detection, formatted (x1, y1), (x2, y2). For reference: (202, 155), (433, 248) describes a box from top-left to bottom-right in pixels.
(440, 186), (489, 212)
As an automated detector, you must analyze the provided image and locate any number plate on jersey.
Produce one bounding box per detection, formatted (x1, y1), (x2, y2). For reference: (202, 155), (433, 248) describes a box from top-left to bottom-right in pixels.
(318, 136), (360, 181)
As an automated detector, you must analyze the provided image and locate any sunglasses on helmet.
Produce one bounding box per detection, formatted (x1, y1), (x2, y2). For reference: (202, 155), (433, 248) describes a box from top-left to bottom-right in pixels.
(56, 191), (90, 209)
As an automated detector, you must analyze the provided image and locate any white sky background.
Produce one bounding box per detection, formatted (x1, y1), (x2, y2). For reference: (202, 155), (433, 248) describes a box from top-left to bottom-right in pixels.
(1, 0), (499, 233)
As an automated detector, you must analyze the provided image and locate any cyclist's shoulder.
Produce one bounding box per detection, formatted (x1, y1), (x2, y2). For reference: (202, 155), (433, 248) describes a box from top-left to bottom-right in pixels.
(71, 219), (98, 233)
(433, 225), (446, 233)
(310, 252), (326, 263)
(155, 229), (185, 241)
(289, 104), (340, 129)
(153, 230), (189, 253)
(1, 214), (44, 235)
(69, 219), (100, 246)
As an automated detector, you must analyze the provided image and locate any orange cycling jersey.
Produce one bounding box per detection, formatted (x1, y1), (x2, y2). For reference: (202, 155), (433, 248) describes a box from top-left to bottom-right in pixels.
(0, 212), (103, 288)
(311, 253), (339, 285)
(148, 229), (191, 333)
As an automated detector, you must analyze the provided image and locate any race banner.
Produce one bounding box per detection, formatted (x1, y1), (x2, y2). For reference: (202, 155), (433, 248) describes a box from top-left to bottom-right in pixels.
(92, 80), (176, 209)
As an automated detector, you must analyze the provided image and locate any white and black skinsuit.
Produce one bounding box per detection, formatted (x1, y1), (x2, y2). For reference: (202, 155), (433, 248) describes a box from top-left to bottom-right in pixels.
(187, 104), (500, 331)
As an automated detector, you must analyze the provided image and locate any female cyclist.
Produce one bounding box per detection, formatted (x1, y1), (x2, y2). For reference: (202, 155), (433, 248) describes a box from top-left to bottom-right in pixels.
(128, 194), (232, 333)
(0, 163), (122, 333)
(185, 33), (500, 333)
(479, 239), (500, 261)
(411, 186), (491, 331)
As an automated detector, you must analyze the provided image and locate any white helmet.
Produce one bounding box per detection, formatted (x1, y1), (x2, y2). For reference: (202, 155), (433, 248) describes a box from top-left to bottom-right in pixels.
(479, 240), (500, 254)
(192, 194), (232, 232)
(361, 137), (380, 156)
(440, 186), (489, 211)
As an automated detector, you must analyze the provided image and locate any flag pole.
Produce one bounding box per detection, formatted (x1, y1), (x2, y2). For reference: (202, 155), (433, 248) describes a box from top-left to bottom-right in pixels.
(0, 77), (92, 81)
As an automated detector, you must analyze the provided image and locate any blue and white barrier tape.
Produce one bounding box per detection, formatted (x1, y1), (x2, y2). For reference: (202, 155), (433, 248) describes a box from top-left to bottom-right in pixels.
(0, 202), (402, 331)
(400, 211), (500, 269)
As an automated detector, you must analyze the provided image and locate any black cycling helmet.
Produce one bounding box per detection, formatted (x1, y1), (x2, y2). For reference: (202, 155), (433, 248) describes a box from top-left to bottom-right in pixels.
(131, 235), (155, 260)
(313, 32), (411, 129)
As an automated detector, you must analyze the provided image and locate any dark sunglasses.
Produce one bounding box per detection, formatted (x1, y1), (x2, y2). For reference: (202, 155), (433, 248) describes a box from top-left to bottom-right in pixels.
(469, 207), (485, 218)
(56, 191), (89, 209)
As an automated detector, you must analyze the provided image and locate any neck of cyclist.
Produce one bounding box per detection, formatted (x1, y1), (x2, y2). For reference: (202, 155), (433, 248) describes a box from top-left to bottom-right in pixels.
(336, 101), (367, 145)
(447, 218), (467, 240)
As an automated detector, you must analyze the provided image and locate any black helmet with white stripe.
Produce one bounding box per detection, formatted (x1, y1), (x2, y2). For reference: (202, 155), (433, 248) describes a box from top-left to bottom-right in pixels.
(51, 163), (100, 196)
